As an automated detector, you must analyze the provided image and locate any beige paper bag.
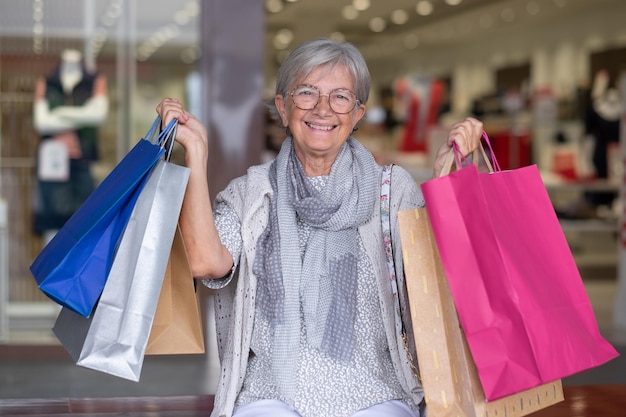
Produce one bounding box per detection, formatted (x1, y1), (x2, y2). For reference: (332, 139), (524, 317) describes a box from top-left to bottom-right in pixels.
(146, 225), (205, 354)
(398, 208), (563, 417)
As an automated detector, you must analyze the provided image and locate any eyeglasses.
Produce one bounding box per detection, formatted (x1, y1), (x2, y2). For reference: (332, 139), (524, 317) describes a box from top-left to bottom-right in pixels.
(289, 85), (360, 114)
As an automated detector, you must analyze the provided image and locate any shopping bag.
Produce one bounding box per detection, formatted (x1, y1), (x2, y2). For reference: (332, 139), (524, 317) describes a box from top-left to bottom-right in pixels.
(145, 225), (205, 355)
(398, 208), (563, 417)
(53, 150), (190, 381)
(420, 134), (619, 400)
(30, 117), (177, 317)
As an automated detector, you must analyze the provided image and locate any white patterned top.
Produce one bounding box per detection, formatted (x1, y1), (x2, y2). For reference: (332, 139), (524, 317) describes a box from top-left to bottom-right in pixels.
(212, 176), (416, 417)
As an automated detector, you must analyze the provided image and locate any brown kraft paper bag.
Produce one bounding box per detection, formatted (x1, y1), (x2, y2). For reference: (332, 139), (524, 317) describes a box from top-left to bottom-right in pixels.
(398, 208), (563, 417)
(146, 225), (205, 354)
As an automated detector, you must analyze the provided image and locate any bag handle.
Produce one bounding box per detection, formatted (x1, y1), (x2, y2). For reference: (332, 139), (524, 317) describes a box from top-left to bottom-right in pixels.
(161, 121), (178, 162)
(144, 116), (162, 143)
(145, 116), (178, 148)
(439, 131), (498, 177)
(143, 116), (179, 162)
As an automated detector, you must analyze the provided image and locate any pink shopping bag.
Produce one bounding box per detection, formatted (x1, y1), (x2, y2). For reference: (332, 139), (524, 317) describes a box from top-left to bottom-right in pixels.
(420, 134), (619, 401)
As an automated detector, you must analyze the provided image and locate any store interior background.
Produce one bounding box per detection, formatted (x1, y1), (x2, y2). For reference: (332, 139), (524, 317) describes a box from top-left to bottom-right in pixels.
(1, 0), (626, 399)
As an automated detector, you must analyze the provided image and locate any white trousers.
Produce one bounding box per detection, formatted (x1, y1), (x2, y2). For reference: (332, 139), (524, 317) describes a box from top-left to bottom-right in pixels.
(233, 399), (420, 417)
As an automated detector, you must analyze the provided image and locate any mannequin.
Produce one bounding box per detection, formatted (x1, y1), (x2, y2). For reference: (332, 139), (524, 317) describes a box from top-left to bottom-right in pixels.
(33, 49), (109, 244)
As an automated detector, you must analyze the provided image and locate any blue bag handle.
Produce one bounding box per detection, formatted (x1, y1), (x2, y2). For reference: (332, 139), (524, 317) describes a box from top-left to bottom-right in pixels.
(146, 116), (178, 162)
(144, 116), (162, 143)
(161, 120), (178, 162)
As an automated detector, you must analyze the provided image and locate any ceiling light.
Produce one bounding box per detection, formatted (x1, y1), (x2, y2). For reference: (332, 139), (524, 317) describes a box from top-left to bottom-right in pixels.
(273, 34), (292, 51)
(266, 0), (283, 14)
(32, 22), (44, 35)
(273, 28), (294, 50)
(369, 17), (386, 33)
(163, 24), (180, 39)
(353, 0), (370, 12)
(32, 0), (44, 54)
(342, 5), (359, 20)
(416, 1), (434, 17)
(445, 0), (462, 5)
(391, 9), (409, 25)
(33, 8), (43, 22)
(174, 10), (191, 25)
(184, 1), (200, 17)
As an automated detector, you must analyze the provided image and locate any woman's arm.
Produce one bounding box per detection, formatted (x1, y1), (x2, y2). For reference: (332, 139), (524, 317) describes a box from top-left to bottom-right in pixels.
(156, 98), (234, 279)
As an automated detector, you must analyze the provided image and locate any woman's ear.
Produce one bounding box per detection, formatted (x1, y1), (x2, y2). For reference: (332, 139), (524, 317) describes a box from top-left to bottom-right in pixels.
(352, 103), (366, 131)
(275, 94), (289, 127)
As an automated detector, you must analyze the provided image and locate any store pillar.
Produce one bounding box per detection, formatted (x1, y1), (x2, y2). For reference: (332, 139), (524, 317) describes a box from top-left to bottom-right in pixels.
(199, 0), (265, 200)
(196, 0), (265, 376)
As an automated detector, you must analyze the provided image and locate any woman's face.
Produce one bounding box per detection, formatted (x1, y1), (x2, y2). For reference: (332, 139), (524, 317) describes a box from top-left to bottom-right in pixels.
(275, 64), (366, 165)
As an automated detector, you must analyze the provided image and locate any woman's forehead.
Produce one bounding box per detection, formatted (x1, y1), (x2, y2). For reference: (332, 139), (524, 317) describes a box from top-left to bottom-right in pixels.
(296, 64), (354, 88)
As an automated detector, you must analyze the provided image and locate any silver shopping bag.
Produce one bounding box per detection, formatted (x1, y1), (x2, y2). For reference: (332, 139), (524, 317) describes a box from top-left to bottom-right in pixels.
(53, 156), (190, 381)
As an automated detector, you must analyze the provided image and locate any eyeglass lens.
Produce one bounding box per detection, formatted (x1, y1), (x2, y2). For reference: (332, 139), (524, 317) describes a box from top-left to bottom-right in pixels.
(291, 86), (357, 114)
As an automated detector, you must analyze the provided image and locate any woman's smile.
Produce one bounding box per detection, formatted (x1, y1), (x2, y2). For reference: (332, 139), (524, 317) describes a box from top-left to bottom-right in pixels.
(305, 121), (336, 131)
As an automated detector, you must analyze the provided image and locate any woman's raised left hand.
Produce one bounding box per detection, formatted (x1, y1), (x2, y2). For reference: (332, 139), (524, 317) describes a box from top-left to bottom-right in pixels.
(433, 117), (483, 177)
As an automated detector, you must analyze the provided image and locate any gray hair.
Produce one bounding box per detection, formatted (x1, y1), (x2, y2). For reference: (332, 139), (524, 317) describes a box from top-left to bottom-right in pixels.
(267, 38), (371, 122)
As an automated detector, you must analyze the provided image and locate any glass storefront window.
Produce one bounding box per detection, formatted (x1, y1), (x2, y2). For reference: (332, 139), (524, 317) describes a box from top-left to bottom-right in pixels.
(0, 0), (200, 343)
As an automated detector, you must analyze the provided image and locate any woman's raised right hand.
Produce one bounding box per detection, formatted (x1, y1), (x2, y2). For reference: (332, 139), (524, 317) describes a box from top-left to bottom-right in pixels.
(156, 98), (208, 158)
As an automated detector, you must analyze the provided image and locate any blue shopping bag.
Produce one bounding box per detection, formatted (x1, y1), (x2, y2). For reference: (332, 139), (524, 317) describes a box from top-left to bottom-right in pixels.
(30, 117), (178, 317)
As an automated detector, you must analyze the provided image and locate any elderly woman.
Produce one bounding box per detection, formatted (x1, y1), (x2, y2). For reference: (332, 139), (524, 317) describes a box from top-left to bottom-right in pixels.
(156, 38), (482, 417)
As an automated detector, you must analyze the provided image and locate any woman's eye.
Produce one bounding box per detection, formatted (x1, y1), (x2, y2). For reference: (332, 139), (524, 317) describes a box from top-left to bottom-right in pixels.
(295, 87), (317, 97)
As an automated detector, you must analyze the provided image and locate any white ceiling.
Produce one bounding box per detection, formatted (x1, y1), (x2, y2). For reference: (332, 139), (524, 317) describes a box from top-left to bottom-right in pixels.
(0, 0), (622, 69)
(264, 0), (625, 73)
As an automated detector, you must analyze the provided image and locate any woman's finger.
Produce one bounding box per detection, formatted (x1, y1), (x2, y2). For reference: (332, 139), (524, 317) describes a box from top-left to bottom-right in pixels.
(156, 98), (189, 128)
(447, 117), (483, 156)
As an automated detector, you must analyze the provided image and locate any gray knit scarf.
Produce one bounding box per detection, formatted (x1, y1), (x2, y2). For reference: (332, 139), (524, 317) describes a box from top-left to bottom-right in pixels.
(253, 136), (378, 402)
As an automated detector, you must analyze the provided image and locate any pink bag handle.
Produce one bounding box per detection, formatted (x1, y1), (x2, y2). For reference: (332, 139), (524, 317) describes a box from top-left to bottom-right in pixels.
(439, 131), (500, 177)
(480, 131), (501, 171)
